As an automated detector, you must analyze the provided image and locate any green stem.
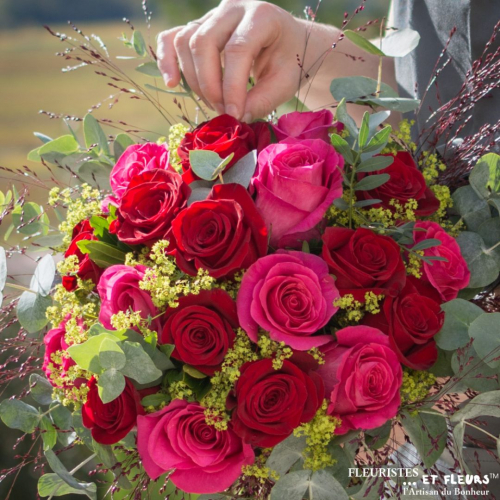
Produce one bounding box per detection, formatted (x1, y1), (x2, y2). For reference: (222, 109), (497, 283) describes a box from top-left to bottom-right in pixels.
(486, 240), (500, 254)
(463, 421), (499, 443)
(4, 283), (36, 294)
(48, 453), (97, 500)
(348, 150), (361, 229)
(39, 404), (60, 419)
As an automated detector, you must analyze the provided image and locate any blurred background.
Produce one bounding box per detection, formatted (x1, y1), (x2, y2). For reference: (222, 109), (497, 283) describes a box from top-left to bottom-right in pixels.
(0, 0), (388, 498)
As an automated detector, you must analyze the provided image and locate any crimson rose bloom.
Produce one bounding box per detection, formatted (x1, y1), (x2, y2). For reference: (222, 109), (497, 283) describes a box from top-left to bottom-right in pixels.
(82, 377), (144, 445)
(363, 277), (444, 370)
(413, 221), (470, 301)
(227, 356), (324, 447)
(170, 183), (268, 278)
(137, 400), (254, 494)
(357, 152), (439, 217)
(178, 114), (263, 183)
(237, 250), (339, 350)
(160, 289), (237, 375)
(63, 219), (103, 291)
(317, 326), (402, 434)
(116, 169), (190, 246)
(252, 138), (344, 248)
(322, 227), (406, 302)
(110, 143), (170, 199)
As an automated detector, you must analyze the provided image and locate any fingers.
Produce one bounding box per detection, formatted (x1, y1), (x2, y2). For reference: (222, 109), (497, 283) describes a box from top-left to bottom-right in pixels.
(157, 27), (183, 87)
(222, 4), (280, 119)
(188, 11), (241, 115)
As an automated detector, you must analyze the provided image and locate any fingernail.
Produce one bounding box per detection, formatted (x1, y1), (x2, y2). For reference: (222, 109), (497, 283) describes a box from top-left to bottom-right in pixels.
(243, 112), (252, 123)
(163, 75), (173, 87)
(225, 104), (240, 119)
(214, 103), (225, 115)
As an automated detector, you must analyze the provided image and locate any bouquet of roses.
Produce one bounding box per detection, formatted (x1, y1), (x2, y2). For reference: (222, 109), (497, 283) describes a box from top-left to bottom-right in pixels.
(1, 17), (500, 500)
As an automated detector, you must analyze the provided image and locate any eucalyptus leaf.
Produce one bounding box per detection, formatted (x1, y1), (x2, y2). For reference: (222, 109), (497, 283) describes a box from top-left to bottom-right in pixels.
(452, 185), (491, 231)
(344, 30), (385, 56)
(222, 150), (258, 188)
(30, 254), (55, 296)
(67, 333), (118, 374)
(478, 217), (500, 266)
(99, 338), (126, 370)
(17, 291), (52, 333)
(114, 133), (135, 160)
(34, 132), (53, 144)
(12, 202), (50, 236)
(50, 403), (76, 446)
(0, 399), (39, 433)
(470, 313), (500, 368)
(28, 135), (79, 163)
(144, 83), (189, 96)
(450, 390), (500, 423)
(187, 187), (212, 206)
(98, 368), (126, 404)
(136, 61), (162, 77)
(30, 373), (54, 405)
(38, 473), (97, 499)
(78, 160), (113, 190)
(309, 469), (349, 500)
(450, 348), (499, 392)
(40, 415), (57, 451)
(266, 434), (307, 477)
(72, 409), (93, 449)
(120, 341), (163, 384)
(378, 28), (420, 57)
(83, 114), (110, 156)
(270, 470), (310, 500)
(132, 30), (147, 57)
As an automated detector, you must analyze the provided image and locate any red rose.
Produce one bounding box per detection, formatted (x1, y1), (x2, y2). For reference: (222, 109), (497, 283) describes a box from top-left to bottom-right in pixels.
(116, 169), (190, 246)
(363, 277), (444, 370)
(160, 289), (237, 375)
(357, 152), (439, 217)
(170, 183), (268, 278)
(64, 219), (103, 289)
(227, 355), (324, 447)
(322, 227), (406, 302)
(82, 377), (144, 445)
(178, 114), (259, 183)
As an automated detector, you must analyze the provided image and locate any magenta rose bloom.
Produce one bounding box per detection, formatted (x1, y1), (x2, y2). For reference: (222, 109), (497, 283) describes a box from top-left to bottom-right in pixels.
(273, 110), (342, 142)
(43, 318), (76, 387)
(137, 400), (254, 494)
(413, 221), (470, 301)
(97, 265), (161, 333)
(110, 143), (170, 199)
(317, 326), (403, 434)
(252, 138), (344, 248)
(237, 250), (339, 350)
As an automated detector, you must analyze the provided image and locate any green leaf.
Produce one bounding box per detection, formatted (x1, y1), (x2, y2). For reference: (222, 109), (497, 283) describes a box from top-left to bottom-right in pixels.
(362, 125), (392, 154)
(30, 374), (54, 405)
(470, 313), (500, 368)
(0, 399), (39, 433)
(83, 114), (110, 156)
(67, 332), (118, 374)
(429, 348), (454, 377)
(50, 403), (76, 446)
(40, 416), (57, 451)
(472, 153), (500, 195)
(450, 348), (498, 392)
(98, 368), (126, 404)
(0, 246), (6, 293)
(144, 83), (189, 96)
(221, 150), (258, 188)
(12, 202), (50, 236)
(17, 291), (52, 333)
(34, 132), (53, 144)
(77, 160), (112, 190)
(344, 30), (385, 56)
(353, 198), (382, 208)
(99, 338), (126, 370)
(34, 234), (65, 248)
(182, 364), (207, 379)
(364, 421), (392, 449)
(92, 440), (133, 490)
(72, 409), (93, 449)
(358, 112), (370, 147)
(136, 61), (162, 77)
(478, 217), (500, 266)
(452, 185), (491, 231)
(114, 133), (135, 160)
(141, 393), (170, 407)
(30, 254), (55, 296)
(411, 238), (442, 252)
(331, 76), (396, 102)
(76, 240), (126, 267)
(28, 135), (79, 163)
(309, 470), (349, 500)
(331, 134), (354, 164)
(357, 155), (393, 173)
(355, 173), (390, 191)
(38, 473), (97, 499)
(132, 31), (147, 57)
(378, 28), (420, 57)
(451, 390), (500, 423)
(266, 434), (307, 477)
(401, 410), (447, 468)
(44, 449), (97, 500)
(334, 98), (358, 139)
(189, 150), (234, 181)
(333, 198), (350, 211)
(324, 444), (351, 487)
(120, 341), (163, 384)
(159, 343), (175, 358)
(435, 299), (483, 350)
(271, 470), (310, 500)
(456, 231), (499, 288)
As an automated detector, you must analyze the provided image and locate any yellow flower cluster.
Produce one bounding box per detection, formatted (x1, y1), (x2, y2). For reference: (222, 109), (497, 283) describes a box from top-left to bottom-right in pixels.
(257, 334), (293, 370)
(242, 463), (280, 484)
(202, 328), (259, 430)
(50, 365), (90, 407)
(294, 400), (340, 471)
(406, 250), (424, 278)
(168, 380), (194, 401)
(400, 368), (437, 404)
(214, 271), (245, 300)
(167, 123), (190, 173)
(48, 184), (102, 247)
(430, 184), (454, 220)
(419, 150), (447, 184)
(333, 292), (384, 326)
(137, 240), (215, 309)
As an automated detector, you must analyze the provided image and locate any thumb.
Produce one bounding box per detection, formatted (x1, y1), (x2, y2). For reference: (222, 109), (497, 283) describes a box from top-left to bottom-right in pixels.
(242, 74), (293, 122)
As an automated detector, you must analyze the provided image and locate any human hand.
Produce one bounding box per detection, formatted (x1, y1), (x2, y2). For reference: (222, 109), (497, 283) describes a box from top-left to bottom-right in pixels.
(156, 0), (318, 122)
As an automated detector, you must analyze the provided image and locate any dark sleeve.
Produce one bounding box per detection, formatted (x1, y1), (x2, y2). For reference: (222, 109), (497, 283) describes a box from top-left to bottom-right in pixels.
(393, 0), (500, 143)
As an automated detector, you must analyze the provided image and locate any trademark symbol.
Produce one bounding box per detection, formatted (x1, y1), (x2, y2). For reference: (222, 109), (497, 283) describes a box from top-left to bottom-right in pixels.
(490, 473), (500, 480)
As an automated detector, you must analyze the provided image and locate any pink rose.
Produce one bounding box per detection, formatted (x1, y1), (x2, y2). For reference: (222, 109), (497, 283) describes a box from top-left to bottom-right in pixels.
(97, 265), (161, 333)
(110, 143), (170, 199)
(273, 110), (342, 142)
(317, 326), (403, 434)
(137, 400), (254, 494)
(237, 250), (339, 350)
(413, 221), (470, 301)
(252, 138), (344, 248)
(42, 318), (76, 387)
